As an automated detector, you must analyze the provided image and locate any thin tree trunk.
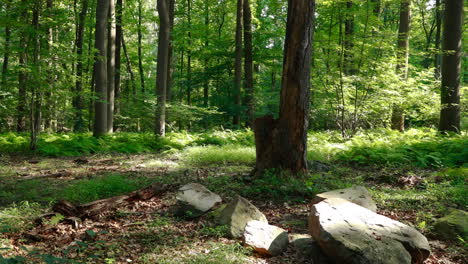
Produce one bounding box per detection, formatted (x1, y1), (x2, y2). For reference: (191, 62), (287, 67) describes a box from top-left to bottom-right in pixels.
(17, 0), (28, 132)
(439, 0), (462, 133)
(156, 0), (171, 136)
(166, 0), (175, 101)
(203, 0), (210, 108)
(391, 0), (411, 132)
(243, 0), (254, 127)
(30, 1), (42, 150)
(254, 0), (315, 175)
(44, 0), (54, 132)
(1, 1), (10, 89)
(93, 0), (109, 137)
(74, 0), (88, 132)
(137, 0), (145, 93)
(114, 0), (122, 130)
(434, 0), (442, 79)
(187, 0), (192, 106)
(233, 0), (243, 126)
(121, 35), (136, 99)
(107, 0), (116, 133)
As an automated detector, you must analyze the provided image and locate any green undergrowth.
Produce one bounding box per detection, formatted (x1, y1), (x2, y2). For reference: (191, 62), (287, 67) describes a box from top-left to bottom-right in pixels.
(1, 128), (465, 169)
(0, 173), (150, 207)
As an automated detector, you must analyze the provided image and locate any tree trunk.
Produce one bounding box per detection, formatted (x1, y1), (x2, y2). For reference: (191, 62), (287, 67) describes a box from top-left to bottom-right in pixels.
(17, 0), (28, 132)
(1, 1), (10, 89)
(187, 0), (192, 106)
(392, 0), (411, 132)
(244, 0), (254, 127)
(439, 0), (462, 133)
(155, 0), (171, 136)
(166, 0), (175, 102)
(114, 0), (122, 131)
(107, 0), (116, 133)
(30, 1), (42, 150)
(203, 1), (209, 108)
(137, 0), (145, 93)
(93, 0), (109, 137)
(233, 0), (243, 126)
(254, 0), (315, 175)
(434, 0), (442, 79)
(74, 0), (88, 132)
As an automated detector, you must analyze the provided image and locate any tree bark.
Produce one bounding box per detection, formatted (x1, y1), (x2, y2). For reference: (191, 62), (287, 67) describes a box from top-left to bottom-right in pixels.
(187, 0), (192, 106)
(1, 1), (10, 90)
(203, 0), (210, 108)
(254, 0), (315, 175)
(137, 0), (145, 93)
(439, 0), (462, 133)
(392, 0), (411, 132)
(244, 0), (254, 127)
(107, 0), (116, 133)
(156, 0), (171, 136)
(233, 0), (243, 126)
(30, 1), (42, 150)
(167, 0), (175, 102)
(114, 0), (122, 130)
(74, 0), (88, 132)
(433, 0), (442, 79)
(93, 0), (110, 137)
(17, 0), (28, 132)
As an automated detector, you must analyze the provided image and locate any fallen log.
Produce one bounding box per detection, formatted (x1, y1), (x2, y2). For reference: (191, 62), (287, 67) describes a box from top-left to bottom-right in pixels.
(19, 170), (73, 181)
(52, 183), (172, 219)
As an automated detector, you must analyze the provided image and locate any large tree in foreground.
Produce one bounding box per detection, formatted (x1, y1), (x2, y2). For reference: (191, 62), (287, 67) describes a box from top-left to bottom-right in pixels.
(254, 0), (315, 175)
(439, 0), (462, 133)
(155, 0), (171, 136)
(93, 0), (110, 137)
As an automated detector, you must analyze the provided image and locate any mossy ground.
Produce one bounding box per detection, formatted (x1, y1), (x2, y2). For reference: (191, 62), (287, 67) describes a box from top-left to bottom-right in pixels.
(0, 129), (466, 263)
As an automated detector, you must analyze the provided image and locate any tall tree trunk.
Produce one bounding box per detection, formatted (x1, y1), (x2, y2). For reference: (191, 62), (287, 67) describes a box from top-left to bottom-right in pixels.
(44, 0), (54, 132)
(1, 1), (10, 90)
(137, 0), (145, 93)
(107, 0), (116, 133)
(439, 0), (462, 133)
(114, 0), (122, 131)
(243, 0), (254, 127)
(187, 0), (192, 106)
(30, 1), (42, 150)
(434, 0), (442, 79)
(254, 0), (315, 175)
(391, 0), (410, 132)
(17, 0), (28, 132)
(166, 0), (175, 101)
(122, 35), (136, 98)
(233, 0), (243, 126)
(74, 0), (89, 132)
(93, 0), (109, 137)
(156, 0), (171, 136)
(203, 0), (209, 108)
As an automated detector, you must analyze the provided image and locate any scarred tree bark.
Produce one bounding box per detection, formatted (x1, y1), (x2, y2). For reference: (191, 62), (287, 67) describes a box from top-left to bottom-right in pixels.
(439, 0), (462, 132)
(254, 0), (315, 175)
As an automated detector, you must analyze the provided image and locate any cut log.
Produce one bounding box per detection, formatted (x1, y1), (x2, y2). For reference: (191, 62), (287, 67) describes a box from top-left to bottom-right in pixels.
(52, 183), (171, 219)
(19, 170), (73, 181)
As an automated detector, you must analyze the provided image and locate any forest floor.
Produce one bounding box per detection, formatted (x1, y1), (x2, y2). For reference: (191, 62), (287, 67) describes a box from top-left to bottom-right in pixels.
(0, 130), (466, 263)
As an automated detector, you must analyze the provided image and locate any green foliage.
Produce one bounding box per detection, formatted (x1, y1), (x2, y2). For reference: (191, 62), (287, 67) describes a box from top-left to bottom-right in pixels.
(61, 174), (149, 203)
(336, 129), (468, 168)
(181, 145), (255, 166)
(199, 224), (229, 238)
(0, 201), (43, 232)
